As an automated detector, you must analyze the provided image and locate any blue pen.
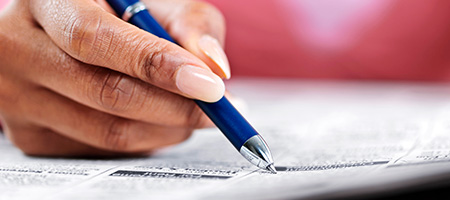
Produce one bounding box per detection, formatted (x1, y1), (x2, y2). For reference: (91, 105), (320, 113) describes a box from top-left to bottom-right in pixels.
(106, 0), (276, 173)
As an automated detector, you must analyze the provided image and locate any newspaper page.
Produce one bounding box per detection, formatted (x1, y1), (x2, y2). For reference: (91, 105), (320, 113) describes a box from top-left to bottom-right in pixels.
(1, 79), (450, 200)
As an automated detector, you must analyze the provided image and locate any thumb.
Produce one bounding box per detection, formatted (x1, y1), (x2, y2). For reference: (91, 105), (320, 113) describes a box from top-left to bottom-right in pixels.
(143, 0), (230, 79)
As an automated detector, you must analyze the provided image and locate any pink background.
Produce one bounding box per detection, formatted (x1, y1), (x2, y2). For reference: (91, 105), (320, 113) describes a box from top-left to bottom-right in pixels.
(0, 0), (7, 10)
(205, 0), (450, 80)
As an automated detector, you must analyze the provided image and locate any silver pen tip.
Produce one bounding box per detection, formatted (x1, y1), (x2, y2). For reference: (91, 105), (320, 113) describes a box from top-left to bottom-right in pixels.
(266, 164), (277, 174)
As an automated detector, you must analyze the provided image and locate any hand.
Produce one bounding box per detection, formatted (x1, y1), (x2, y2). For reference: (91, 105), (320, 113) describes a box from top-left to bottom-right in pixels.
(0, 0), (229, 156)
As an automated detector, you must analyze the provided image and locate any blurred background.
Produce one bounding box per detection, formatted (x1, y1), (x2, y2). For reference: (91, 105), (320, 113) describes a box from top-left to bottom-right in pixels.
(205, 0), (450, 80)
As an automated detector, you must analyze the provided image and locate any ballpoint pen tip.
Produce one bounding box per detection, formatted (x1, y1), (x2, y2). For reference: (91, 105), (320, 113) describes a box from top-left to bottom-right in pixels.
(267, 164), (277, 174)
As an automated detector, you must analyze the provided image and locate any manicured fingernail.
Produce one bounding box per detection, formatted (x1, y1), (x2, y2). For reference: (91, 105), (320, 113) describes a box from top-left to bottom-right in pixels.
(176, 65), (225, 102)
(198, 35), (231, 79)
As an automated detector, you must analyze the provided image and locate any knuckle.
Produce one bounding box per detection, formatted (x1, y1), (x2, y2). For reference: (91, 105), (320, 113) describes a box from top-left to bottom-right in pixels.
(137, 41), (170, 83)
(90, 69), (137, 112)
(63, 11), (115, 63)
(102, 118), (132, 151)
(63, 13), (93, 56)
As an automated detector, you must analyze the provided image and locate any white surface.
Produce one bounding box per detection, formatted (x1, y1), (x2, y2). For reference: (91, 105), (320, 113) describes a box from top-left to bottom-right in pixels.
(2, 78), (450, 200)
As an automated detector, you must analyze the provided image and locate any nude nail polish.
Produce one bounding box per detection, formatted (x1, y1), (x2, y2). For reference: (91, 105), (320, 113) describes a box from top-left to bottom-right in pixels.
(176, 65), (225, 102)
(198, 35), (231, 79)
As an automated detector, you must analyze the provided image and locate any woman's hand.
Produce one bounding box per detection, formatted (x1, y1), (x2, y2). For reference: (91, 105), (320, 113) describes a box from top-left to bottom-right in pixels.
(0, 0), (229, 156)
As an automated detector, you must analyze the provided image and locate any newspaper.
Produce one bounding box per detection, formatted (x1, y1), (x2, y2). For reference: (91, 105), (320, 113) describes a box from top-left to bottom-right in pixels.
(1, 79), (450, 200)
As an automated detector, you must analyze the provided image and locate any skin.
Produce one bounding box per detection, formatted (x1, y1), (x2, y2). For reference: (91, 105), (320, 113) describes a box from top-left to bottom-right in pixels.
(0, 0), (226, 157)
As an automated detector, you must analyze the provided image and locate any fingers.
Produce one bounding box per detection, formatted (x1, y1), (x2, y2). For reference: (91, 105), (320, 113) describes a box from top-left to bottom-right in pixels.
(7, 25), (212, 128)
(3, 121), (132, 157)
(7, 86), (194, 153)
(29, 0), (224, 102)
(95, 0), (230, 79)
(142, 0), (230, 79)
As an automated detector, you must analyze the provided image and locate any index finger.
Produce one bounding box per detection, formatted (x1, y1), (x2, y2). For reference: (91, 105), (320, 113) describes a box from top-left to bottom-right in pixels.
(29, 0), (224, 102)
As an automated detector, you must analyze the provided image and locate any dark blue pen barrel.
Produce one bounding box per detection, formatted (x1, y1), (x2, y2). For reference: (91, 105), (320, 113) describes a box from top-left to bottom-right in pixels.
(106, 0), (138, 16)
(129, 12), (175, 43)
(195, 97), (258, 149)
(107, 0), (175, 43)
(106, 0), (258, 149)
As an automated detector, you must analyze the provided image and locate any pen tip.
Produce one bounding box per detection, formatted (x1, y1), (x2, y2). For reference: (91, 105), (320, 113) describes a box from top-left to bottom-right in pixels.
(267, 164), (277, 174)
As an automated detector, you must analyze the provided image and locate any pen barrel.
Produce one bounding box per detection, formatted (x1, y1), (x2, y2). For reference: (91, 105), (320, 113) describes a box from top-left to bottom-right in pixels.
(107, 0), (259, 149)
(195, 97), (258, 149)
(129, 12), (175, 43)
(106, 0), (138, 16)
(107, 0), (175, 43)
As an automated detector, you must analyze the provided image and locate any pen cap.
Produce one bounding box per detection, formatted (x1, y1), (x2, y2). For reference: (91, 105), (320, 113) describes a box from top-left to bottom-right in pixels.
(106, 0), (139, 17)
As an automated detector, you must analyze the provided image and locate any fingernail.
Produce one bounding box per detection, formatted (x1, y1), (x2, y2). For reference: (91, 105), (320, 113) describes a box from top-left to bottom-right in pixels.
(176, 65), (225, 102)
(198, 35), (231, 79)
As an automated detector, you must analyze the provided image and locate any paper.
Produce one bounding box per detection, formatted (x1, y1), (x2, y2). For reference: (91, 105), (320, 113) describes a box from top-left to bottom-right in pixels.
(2, 79), (450, 200)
